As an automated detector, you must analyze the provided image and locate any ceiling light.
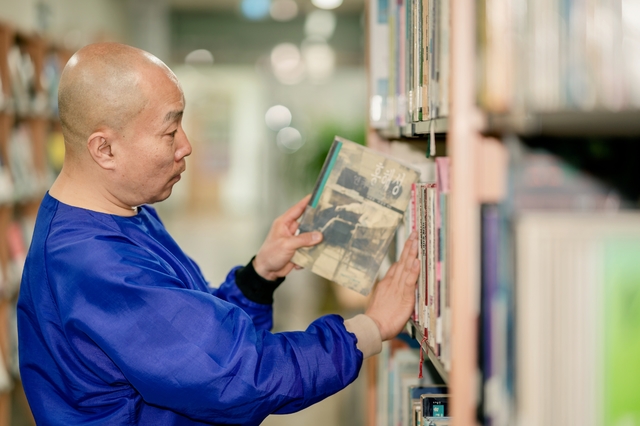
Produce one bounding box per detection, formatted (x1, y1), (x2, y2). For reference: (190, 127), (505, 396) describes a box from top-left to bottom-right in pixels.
(184, 49), (214, 65)
(241, 0), (271, 20)
(270, 0), (298, 21)
(265, 105), (292, 131)
(311, 0), (343, 10)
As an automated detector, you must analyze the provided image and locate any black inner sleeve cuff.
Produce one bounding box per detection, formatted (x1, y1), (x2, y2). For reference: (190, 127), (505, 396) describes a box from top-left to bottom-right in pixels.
(235, 256), (285, 305)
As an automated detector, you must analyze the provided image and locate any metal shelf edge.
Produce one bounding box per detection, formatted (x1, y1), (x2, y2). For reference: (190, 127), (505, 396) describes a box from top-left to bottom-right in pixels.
(376, 117), (449, 139)
(408, 320), (449, 384)
(483, 110), (640, 137)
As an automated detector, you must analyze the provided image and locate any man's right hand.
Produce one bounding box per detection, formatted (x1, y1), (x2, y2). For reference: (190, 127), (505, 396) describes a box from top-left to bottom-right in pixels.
(253, 195), (323, 281)
(365, 231), (420, 341)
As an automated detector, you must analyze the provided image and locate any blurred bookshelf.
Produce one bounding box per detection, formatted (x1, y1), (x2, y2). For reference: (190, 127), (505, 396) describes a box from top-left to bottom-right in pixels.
(408, 320), (449, 385)
(365, 0), (640, 424)
(378, 117), (448, 139)
(483, 110), (640, 137)
(0, 21), (68, 426)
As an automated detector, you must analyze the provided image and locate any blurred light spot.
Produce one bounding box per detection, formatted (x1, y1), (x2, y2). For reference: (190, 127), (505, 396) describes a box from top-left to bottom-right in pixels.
(265, 105), (292, 131)
(301, 38), (335, 82)
(270, 43), (305, 85)
(241, 0), (271, 20)
(370, 95), (383, 121)
(304, 10), (336, 39)
(185, 49), (214, 65)
(270, 0), (298, 21)
(311, 0), (343, 10)
(276, 127), (304, 153)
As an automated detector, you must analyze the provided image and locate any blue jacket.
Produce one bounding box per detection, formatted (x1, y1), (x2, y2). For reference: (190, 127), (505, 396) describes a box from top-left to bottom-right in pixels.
(17, 193), (362, 425)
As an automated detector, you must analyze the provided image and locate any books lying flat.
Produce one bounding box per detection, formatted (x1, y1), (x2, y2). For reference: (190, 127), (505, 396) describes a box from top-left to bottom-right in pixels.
(292, 136), (420, 295)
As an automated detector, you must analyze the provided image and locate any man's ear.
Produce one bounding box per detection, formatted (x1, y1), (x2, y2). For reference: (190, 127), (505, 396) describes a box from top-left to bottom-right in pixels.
(87, 131), (116, 170)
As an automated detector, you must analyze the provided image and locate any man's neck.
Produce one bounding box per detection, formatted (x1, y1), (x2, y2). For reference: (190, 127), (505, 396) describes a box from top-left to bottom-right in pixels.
(49, 169), (137, 217)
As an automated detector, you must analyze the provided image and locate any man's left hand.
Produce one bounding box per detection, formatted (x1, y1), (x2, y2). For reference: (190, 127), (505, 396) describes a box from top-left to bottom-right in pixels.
(253, 195), (323, 281)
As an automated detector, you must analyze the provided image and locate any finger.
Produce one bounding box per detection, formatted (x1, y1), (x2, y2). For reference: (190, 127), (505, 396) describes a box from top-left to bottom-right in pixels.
(398, 249), (420, 295)
(280, 263), (295, 276)
(282, 194), (312, 223)
(405, 258), (420, 285)
(287, 219), (300, 235)
(402, 258), (420, 296)
(394, 236), (419, 288)
(383, 262), (399, 280)
(393, 232), (417, 282)
(398, 231), (418, 265)
(288, 231), (323, 250)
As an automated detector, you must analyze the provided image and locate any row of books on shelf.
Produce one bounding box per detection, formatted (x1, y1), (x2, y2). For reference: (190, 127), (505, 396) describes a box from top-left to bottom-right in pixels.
(479, 138), (639, 425)
(368, 0), (450, 130)
(398, 156), (451, 372)
(477, 0), (640, 113)
(0, 214), (35, 394)
(383, 137), (640, 425)
(0, 123), (55, 205)
(1, 45), (63, 118)
(375, 343), (450, 426)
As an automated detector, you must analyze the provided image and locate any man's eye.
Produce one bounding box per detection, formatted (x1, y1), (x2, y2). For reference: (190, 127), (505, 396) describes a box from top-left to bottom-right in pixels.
(167, 130), (177, 138)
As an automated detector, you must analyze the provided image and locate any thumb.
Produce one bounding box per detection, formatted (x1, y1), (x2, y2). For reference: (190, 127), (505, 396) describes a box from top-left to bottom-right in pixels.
(291, 231), (323, 250)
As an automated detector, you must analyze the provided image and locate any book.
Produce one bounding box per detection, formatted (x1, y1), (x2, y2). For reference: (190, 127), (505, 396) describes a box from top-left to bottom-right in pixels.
(478, 0), (638, 112)
(406, 157), (449, 362)
(389, 348), (442, 426)
(292, 136), (420, 295)
(515, 212), (640, 426)
(412, 400), (422, 426)
(368, 0), (390, 128)
(410, 384), (448, 425)
(421, 393), (448, 418)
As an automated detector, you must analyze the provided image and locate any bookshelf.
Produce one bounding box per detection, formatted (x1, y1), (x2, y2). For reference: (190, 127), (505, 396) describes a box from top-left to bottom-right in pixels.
(0, 22), (67, 426)
(366, 0), (479, 422)
(408, 319), (448, 384)
(366, 0), (640, 425)
(483, 110), (640, 137)
(379, 117), (448, 139)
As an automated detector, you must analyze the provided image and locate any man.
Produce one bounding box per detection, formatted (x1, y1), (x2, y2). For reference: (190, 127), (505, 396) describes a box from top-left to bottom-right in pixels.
(17, 42), (420, 425)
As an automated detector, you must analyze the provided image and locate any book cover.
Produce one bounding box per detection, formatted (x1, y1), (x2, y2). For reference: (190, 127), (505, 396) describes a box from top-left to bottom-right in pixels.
(368, 0), (390, 129)
(515, 213), (640, 425)
(604, 239), (640, 425)
(421, 394), (449, 418)
(418, 184), (427, 331)
(292, 136), (420, 294)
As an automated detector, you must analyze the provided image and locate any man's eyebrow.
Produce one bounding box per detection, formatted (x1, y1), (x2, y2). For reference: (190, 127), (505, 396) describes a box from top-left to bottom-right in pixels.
(163, 110), (183, 124)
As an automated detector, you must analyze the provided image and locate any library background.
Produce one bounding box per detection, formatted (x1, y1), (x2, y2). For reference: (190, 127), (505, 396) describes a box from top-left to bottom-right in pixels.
(0, 0), (638, 425)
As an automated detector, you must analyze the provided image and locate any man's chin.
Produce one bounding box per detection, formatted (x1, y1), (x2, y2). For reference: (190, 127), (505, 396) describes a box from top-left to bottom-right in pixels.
(147, 187), (174, 205)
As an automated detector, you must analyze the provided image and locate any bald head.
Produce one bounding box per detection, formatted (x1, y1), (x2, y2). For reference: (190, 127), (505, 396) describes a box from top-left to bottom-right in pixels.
(58, 43), (177, 154)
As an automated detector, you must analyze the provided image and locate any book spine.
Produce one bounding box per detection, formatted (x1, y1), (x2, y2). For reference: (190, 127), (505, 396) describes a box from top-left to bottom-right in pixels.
(418, 183), (427, 332)
(427, 184), (437, 351)
(422, 0), (430, 119)
(410, 183), (419, 322)
(369, 0), (391, 128)
(309, 139), (342, 209)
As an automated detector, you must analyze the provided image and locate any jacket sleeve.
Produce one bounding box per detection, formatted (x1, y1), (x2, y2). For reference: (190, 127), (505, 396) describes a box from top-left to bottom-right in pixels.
(212, 258), (285, 331)
(49, 237), (363, 425)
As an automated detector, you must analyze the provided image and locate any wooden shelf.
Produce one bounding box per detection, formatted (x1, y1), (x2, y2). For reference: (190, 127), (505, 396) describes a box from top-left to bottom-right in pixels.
(378, 117), (449, 139)
(483, 110), (640, 137)
(408, 320), (449, 384)
(413, 117), (449, 135)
